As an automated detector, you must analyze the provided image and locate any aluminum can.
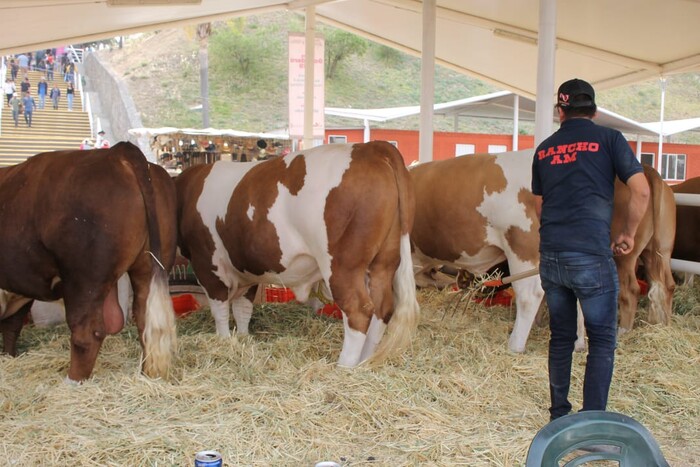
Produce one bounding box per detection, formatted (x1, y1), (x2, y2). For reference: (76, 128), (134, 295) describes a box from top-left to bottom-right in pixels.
(195, 450), (223, 467)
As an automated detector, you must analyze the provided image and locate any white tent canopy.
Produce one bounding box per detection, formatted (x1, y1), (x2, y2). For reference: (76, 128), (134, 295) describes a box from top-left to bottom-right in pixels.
(128, 127), (289, 140)
(641, 118), (700, 137)
(327, 91), (662, 139)
(2, 1), (700, 98)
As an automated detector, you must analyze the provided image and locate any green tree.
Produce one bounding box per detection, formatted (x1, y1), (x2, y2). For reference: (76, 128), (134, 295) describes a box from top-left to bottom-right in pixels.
(323, 27), (368, 79)
(210, 19), (277, 84)
(371, 43), (403, 66)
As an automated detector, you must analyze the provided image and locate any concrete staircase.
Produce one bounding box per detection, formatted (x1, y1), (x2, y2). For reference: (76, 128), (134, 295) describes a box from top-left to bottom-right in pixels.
(0, 70), (90, 167)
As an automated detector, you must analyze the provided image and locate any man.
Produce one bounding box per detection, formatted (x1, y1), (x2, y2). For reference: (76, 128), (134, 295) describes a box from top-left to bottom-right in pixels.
(49, 83), (61, 110)
(22, 91), (37, 127)
(3, 78), (15, 107)
(17, 53), (28, 78)
(531, 78), (650, 421)
(9, 93), (21, 127)
(37, 77), (48, 110)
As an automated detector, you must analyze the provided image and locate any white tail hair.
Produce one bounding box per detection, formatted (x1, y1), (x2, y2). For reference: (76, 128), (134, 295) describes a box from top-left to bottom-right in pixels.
(368, 234), (420, 364)
(142, 269), (177, 378)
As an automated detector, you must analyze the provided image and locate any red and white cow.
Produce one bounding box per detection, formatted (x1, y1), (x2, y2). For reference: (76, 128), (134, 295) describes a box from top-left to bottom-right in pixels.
(411, 151), (543, 352)
(176, 141), (419, 367)
(410, 150), (675, 352)
(0, 142), (177, 382)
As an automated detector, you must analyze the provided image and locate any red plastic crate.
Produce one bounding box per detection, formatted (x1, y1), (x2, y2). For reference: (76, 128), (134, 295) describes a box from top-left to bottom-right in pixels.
(265, 287), (296, 303)
(172, 293), (201, 318)
(317, 303), (343, 320)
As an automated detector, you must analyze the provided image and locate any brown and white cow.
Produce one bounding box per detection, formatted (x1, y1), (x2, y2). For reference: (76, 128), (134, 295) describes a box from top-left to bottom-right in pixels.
(410, 150), (543, 352)
(176, 141), (419, 367)
(0, 142), (177, 382)
(410, 150), (675, 352)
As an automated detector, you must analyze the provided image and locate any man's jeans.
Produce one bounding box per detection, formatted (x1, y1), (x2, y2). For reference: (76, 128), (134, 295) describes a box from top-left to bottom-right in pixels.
(539, 251), (619, 420)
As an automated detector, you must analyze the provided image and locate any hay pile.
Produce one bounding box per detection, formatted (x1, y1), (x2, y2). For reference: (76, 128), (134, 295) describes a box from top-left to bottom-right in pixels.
(1, 285), (699, 466)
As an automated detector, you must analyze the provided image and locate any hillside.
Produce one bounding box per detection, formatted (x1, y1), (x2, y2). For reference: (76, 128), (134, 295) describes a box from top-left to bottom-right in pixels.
(97, 11), (700, 144)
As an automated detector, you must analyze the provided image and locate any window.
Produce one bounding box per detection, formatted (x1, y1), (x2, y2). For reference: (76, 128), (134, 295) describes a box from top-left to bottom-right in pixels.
(488, 144), (507, 154)
(661, 153), (686, 181)
(328, 135), (347, 144)
(455, 144), (475, 157)
(640, 152), (655, 167)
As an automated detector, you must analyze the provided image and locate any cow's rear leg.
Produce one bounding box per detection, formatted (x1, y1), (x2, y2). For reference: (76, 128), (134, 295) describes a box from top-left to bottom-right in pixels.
(358, 263), (395, 363)
(508, 275), (545, 352)
(615, 255), (639, 335)
(331, 272), (374, 368)
(64, 295), (109, 383)
(187, 257), (233, 337)
(1, 301), (32, 356)
(231, 286), (257, 335)
(208, 299), (232, 337)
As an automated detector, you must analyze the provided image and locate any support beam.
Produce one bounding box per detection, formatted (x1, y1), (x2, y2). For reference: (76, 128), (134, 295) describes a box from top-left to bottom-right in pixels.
(418, 0), (436, 163)
(303, 6), (316, 150)
(534, 0), (556, 146)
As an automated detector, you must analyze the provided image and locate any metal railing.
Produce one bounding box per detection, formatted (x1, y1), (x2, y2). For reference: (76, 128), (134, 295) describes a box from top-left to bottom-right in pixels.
(0, 56), (5, 136)
(66, 46), (84, 64)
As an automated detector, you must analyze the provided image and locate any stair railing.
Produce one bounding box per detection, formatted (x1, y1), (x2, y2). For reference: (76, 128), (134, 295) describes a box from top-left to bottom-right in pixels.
(66, 46), (84, 64)
(85, 92), (94, 136)
(0, 56), (5, 136)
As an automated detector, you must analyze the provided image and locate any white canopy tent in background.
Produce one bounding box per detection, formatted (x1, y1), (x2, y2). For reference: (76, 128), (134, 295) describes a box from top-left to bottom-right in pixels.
(327, 91), (663, 155)
(2, 0), (700, 159)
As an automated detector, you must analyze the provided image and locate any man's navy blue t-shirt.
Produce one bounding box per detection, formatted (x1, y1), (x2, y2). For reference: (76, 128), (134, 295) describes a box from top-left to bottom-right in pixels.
(531, 118), (644, 257)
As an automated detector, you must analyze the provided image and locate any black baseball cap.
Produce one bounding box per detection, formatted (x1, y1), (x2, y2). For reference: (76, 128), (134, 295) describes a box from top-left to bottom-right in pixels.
(557, 78), (596, 108)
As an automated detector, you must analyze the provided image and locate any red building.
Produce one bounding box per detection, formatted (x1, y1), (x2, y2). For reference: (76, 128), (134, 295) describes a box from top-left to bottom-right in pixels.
(324, 128), (700, 184)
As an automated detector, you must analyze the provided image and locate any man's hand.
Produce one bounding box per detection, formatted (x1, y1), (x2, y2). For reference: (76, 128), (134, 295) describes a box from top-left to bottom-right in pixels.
(611, 236), (634, 256)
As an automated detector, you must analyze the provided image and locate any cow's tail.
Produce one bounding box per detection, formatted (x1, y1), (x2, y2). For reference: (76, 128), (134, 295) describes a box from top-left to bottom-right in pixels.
(369, 142), (420, 364)
(118, 142), (177, 379)
(645, 166), (675, 325)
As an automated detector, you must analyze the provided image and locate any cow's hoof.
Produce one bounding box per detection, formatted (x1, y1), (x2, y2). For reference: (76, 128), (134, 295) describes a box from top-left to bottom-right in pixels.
(574, 340), (587, 352)
(63, 376), (82, 386)
(617, 327), (630, 337)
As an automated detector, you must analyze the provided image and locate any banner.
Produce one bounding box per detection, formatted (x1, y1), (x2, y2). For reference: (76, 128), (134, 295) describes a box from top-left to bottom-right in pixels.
(288, 33), (325, 138)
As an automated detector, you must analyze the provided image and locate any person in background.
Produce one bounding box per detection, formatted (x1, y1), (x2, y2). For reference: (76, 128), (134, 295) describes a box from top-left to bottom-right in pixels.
(80, 138), (93, 150)
(22, 91), (37, 127)
(66, 82), (74, 111)
(95, 130), (106, 148)
(10, 58), (19, 81)
(17, 53), (29, 78)
(49, 83), (61, 110)
(9, 93), (21, 127)
(20, 76), (30, 95)
(531, 78), (650, 422)
(64, 61), (75, 85)
(46, 53), (55, 81)
(37, 76), (48, 110)
(4, 78), (16, 107)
